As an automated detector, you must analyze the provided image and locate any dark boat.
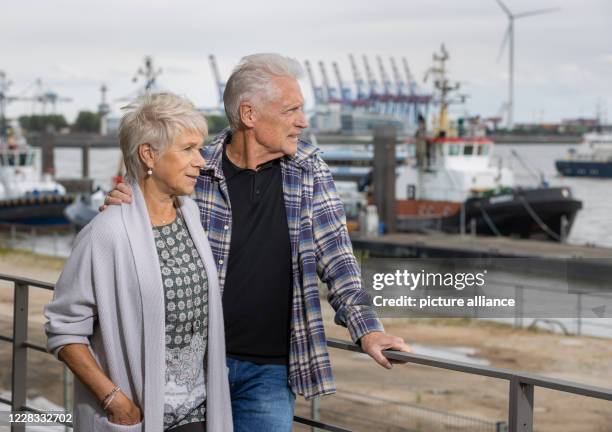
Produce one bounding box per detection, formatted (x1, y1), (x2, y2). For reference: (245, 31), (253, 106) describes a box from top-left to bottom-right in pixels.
(0, 195), (74, 225)
(555, 133), (612, 178)
(556, 160), (612, 178)
(395, 187), (582, 241)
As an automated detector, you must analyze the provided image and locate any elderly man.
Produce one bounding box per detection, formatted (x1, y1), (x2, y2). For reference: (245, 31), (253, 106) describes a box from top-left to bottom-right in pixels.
(107, 53), (410, 432)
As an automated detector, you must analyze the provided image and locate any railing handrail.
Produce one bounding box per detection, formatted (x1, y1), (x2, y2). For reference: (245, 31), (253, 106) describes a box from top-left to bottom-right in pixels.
(0, 273), (54, 290)
(327, 338), (612, 401)
(3, 273), (612, 432)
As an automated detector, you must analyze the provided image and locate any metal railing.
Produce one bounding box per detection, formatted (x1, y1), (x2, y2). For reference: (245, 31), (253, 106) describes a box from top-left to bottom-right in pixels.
(0, 223), (74, 258)
(2, 274), (612, 432)
(298, 389), (506, 432)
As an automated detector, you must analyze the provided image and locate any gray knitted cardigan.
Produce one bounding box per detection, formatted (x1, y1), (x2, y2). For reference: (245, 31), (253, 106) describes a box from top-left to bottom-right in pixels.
(44, 182), (232, 432)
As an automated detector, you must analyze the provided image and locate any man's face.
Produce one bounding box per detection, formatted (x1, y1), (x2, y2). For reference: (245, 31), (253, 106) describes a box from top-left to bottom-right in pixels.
(251, 76), (308, 156)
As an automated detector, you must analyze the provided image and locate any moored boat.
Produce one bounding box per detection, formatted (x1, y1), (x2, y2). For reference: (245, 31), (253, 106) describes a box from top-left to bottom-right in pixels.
(555, 132), (612, 178)
(0, 121), (73, 225)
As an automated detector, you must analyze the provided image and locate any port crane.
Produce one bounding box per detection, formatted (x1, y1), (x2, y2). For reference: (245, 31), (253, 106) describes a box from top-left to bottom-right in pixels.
(332, 61), (352, 103)
(208, 55), (226, 108)
(318, 61), (338, 103)
(304, 60), (324, 106)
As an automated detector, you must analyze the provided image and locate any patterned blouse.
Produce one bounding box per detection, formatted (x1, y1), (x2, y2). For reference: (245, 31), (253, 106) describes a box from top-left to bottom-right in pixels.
(152, 212), (209, 430)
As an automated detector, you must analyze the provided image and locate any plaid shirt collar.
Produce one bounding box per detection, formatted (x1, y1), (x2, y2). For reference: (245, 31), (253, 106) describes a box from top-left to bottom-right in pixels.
(202, 128), (319, 179)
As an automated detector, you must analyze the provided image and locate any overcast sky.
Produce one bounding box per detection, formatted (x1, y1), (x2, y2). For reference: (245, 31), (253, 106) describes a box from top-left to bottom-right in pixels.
(2, 0), (610, 124)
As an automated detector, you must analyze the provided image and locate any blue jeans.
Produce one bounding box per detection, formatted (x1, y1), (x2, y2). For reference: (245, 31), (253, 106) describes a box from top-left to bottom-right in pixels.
(227, 357), (295, 432)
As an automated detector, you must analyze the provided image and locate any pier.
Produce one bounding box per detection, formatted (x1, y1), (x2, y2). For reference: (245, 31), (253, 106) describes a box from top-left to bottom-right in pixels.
(351, 232), (612, 261)
(28, 131), (117, 193)
(351, 232), (612, 285)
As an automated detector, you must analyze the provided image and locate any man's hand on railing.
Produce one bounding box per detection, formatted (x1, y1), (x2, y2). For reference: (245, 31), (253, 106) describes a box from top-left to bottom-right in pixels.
(99, 182), (133, 211)
(359, 331), (411, 369)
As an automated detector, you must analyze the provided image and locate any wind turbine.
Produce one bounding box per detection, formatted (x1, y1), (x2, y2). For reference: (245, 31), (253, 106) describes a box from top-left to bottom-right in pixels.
(495, 0), (559, 129)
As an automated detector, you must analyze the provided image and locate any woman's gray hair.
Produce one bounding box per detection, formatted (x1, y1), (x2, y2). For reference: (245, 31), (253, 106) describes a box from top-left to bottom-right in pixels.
(119, 92), (208, 180)
(223, 53), (304, 130)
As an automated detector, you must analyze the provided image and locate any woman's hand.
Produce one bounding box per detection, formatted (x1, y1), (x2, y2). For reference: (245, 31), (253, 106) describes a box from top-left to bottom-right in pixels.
(105, 391), (142, 425)
(58, 346), (141, 425)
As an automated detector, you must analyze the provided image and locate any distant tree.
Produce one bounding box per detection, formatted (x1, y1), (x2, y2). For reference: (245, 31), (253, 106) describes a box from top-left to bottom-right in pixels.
(18, 114), (68, 132)
(73, 111), (101, 132)
(205, 115), (229, 134)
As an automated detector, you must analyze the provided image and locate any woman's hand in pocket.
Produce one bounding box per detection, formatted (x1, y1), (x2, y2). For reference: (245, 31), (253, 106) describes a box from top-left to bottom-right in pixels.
(105, 391), (142, 426)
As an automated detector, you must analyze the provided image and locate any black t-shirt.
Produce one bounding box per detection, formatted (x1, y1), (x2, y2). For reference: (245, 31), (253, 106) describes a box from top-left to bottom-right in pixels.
(221, 147), (293, 365)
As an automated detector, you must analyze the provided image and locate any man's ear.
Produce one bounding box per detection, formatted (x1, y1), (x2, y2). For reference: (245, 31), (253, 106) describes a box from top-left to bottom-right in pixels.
(138, 143), (156, 170)
(239, 102), (257, 128)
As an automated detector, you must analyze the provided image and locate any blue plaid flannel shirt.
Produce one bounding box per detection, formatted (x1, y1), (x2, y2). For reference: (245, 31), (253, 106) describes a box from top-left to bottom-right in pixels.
(195, 129), (384, 399)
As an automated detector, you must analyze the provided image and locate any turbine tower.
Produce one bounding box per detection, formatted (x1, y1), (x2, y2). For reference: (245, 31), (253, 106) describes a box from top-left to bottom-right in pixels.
(494, 0), (559, 130)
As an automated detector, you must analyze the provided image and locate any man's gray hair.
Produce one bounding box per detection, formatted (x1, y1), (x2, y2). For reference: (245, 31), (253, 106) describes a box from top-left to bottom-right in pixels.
(119, 92), (208, 180)
(223, 53), (304, 130)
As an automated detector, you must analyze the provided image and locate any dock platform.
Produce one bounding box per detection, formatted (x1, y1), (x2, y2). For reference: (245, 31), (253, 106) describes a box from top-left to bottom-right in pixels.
(351, 233), (612, 280)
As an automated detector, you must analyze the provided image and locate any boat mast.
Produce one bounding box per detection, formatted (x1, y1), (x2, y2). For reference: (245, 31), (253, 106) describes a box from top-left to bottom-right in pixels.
(424, 44), (464, 137)
(0, 71), (9, 145)
(132, 56), (162, 92)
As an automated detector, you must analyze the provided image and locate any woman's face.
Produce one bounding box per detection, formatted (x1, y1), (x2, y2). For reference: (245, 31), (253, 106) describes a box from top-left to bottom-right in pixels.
(150, 130), (205, 196)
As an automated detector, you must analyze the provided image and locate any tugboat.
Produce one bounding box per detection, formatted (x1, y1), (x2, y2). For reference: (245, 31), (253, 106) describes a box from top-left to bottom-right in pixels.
(320, 45), (582, 241)
(0, 121), (73, 225)
(555, 131), (612, 178)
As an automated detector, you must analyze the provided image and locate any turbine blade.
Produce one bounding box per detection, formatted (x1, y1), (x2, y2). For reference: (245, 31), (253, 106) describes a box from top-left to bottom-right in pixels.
(497, 25), (511, 63)
(515, 7), (560, 19)
(494, 0), (512, 17)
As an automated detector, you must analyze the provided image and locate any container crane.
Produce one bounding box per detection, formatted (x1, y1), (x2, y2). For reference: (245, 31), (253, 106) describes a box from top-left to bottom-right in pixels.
(208, 54), (225, 108)
(304, 60), (324, 106)
(318, 61), (338, 103)
(376, 56), (395, 114)
(402, 57), (417, 96)
(403, 57), (432, 122)
(332, 61), (352, 105)
(390, 57), (409, 117)
(349, 54), (367, 101)
(390, 57), (407, 96)
(362, 56), (380, 112)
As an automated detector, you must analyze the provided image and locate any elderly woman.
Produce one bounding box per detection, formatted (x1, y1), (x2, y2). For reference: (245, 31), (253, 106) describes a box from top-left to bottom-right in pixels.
(44, 93), (232, 432)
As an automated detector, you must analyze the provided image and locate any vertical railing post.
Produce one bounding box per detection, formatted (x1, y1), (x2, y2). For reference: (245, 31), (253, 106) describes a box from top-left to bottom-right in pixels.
(63, 366), (74, 432)
(460, 203), (466, 236)
(576, 293), (582, 336)
(514, 285), (523, 329)
(30, 227), (36, 252)
(10, 224), (17, 248)
(496, 421), (508, 432)
(508, 378), (534, 432)
(82, 143), (90, 179)
(310, 396), (320, 432)
(11, 282), (29, 432)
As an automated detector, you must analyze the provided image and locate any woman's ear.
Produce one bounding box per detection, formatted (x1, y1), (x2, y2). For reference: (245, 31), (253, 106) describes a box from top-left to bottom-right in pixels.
(138, 143), (156, 171)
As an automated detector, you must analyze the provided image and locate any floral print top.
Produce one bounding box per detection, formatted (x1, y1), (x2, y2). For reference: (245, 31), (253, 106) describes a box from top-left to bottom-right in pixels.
(152, 212), (209, 430)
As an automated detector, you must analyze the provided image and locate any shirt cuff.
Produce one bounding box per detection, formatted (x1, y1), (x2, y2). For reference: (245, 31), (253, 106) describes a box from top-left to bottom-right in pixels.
(346, 307), (385, 344)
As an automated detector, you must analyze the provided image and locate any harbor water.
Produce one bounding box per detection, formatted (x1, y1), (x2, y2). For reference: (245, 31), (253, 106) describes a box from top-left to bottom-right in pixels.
(34, 141), (612, 247)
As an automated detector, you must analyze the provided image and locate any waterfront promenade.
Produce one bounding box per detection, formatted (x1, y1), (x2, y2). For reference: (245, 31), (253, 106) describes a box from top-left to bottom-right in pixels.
(1, 250), (612, 430)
